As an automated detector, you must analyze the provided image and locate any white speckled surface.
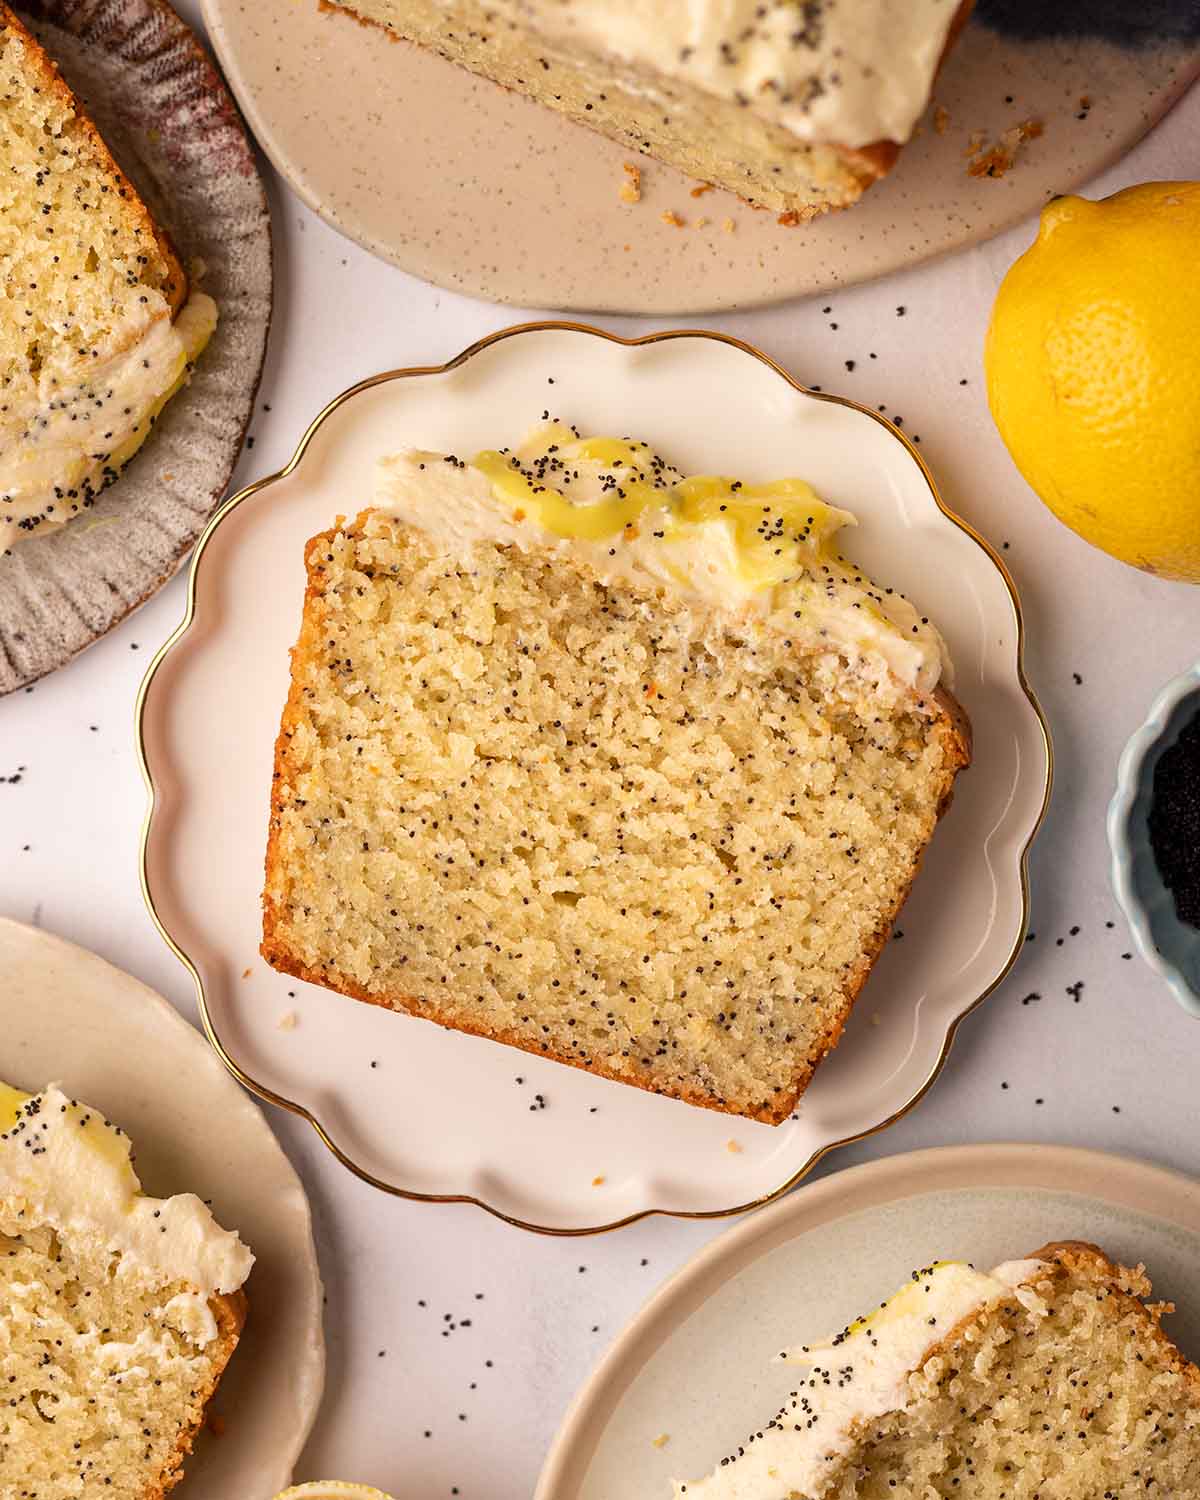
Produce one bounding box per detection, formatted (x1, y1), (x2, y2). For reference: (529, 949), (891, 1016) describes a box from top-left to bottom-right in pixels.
(201, 0), (1197, 312)
(0, 4), (1198, 1497)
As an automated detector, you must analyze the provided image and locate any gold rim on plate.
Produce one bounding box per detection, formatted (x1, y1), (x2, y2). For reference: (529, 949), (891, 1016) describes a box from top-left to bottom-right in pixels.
(136, 320), (1054, 1237)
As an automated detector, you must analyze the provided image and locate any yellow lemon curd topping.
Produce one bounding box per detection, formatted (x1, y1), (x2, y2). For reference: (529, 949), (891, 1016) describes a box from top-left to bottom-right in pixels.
(472, 432), (847, 591)
(0, 1082), (29, 1133)
(675, 1259), (1048, 1499)
(374, 423), (948, 698)
(0, 1081), (252, 1301)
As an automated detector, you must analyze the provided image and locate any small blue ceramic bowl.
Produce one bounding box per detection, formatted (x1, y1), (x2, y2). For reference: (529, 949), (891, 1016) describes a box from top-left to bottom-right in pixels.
(1108, 663), (1200, 1017)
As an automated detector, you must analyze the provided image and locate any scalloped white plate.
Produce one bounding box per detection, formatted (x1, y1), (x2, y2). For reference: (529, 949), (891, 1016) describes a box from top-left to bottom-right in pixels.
(0, 918), (325, 1500)
(138, 323), (1050, 1235)
(537, 1144), (1200, 1499)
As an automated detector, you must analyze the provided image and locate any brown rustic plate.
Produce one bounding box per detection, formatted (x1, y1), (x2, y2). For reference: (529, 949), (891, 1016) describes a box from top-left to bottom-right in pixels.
(0, 0), (272, 696)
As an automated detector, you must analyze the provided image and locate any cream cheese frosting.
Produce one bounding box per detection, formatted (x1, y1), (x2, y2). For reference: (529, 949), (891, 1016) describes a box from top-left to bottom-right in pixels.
(0, 287), (217, 537)
(373, 423), (948, 698)
(480, 0), (963, 149)
(0, 1082), (252, 1303)
(673, 1258), (1048, 1498)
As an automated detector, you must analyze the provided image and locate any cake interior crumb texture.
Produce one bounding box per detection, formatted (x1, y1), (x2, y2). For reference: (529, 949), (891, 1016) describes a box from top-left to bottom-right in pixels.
(262, 511), (966, 1122)
(0, 4), (183, 359)
(817, 1245), (1200, 1499)
(0, 1216), (244, 1500)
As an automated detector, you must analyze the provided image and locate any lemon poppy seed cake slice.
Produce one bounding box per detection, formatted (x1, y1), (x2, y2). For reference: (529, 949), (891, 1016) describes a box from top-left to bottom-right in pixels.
(262, 424), (969, 1122)
(0, 3), (217, 537)
(0, 1081), (252, 1499)
(675, 1242), (1200, 1497)
(322, 0), (973, 217)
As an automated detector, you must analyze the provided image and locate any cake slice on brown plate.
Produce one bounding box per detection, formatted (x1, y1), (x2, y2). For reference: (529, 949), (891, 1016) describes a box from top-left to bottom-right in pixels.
(0, 3), (216, 538)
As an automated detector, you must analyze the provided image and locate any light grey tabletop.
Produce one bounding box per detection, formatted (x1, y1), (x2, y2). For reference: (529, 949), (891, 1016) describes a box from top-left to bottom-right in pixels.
(2, 7), (1199, 1496)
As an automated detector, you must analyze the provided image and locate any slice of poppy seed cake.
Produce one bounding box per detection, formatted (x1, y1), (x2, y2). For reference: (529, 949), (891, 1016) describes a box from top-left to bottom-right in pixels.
(676, 1242), (1200, 1497)
(261, 423), (969, 1123)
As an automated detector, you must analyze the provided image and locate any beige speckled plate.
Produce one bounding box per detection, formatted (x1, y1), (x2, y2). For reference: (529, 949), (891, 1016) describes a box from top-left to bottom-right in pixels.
(0, 917), (325, 1500)
(538, 1144), (1200, 1499)
(0, 0), (272, 696)
(201, 0), (1197, 313)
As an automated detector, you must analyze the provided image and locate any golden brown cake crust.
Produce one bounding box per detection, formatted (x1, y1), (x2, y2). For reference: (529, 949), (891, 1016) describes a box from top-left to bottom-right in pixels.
(0, 0), (187, 316)
(917, 1242), (1200, 1412)
(149, 1289), (247, 1500)
(261, 518), (971, 1125)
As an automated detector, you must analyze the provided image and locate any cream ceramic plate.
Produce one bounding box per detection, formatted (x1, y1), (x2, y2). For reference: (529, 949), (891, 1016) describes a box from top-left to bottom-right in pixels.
(0, 0), (272, 695)
(538, 1144), (1200, 1498)
(0, 917), (325, 1500)
(138, 323), (1050, 1235)
(200, 0), (1197, 313)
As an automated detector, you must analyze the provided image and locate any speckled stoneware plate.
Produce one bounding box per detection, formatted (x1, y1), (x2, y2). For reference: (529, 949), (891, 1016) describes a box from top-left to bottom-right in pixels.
(137, 323), (1051, 1236)
(0, 0), (272, 696)
(537, 1143), (1200, 1498)
(0, 917), (325, 1500)
(199, 0), (1197, 313)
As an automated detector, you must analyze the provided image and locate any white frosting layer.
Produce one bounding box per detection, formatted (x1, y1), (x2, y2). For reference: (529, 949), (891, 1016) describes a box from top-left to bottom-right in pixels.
(0, 1082), (253, 1302)
(674, 1259), (1048, 1498)
(372, 428), (948, 698)
(487, 0), (962, 149)
(0, 288), (217, 536)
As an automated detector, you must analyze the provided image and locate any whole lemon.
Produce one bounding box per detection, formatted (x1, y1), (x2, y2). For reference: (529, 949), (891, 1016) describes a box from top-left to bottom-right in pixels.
(985, 181), (1200, 581)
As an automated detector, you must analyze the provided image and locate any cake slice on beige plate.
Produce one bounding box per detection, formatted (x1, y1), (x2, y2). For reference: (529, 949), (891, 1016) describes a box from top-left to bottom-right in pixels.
(262, 423), (969, 1123)
(675, 1242), (1200, 1497)
(0, 1080), (252, 1499)
(0, 3), (217, 538)
(321, 0), (973, 215)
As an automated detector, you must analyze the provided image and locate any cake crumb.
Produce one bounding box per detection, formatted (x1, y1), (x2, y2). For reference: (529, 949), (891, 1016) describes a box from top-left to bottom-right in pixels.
(722, 217), (736, 233)
(690, 182), (714, 197)
(277, 1010), (299, 1031)
(620, 162), (642, 204)
(206, 1413), (227, 1438)
(726, 1139), (743, 1154)
(967, 119), (1044, 179)
(661, 210), (686, 228)
(241, 967), (252, 980)
(592, 1174), (606, 1187)
(694, 216), (709, 229)
(652, 1433), (671, 1449)
(933, 104), (950, 135)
